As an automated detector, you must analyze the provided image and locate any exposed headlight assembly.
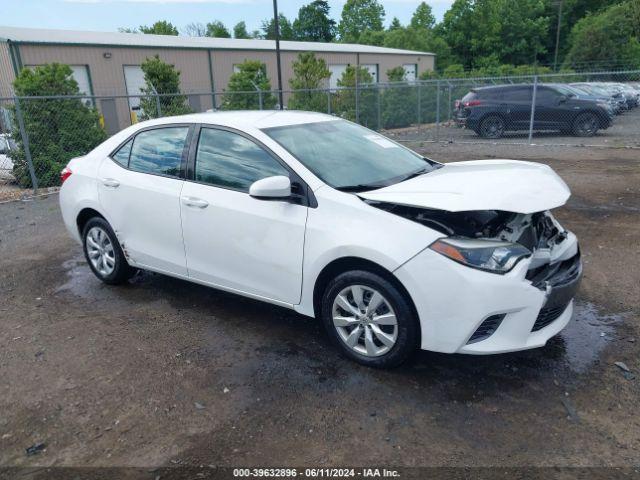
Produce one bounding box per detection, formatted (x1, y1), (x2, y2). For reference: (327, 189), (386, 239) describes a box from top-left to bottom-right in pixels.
(429, 238), (531, 274)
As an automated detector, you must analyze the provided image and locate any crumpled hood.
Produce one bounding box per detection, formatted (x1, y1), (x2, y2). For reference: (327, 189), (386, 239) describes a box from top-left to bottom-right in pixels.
(358, 160), (570, 214)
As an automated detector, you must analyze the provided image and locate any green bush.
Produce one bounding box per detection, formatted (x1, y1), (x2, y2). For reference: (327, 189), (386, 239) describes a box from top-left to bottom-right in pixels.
(139, 55), (192, 120)
(288, 52), (331, 113)
(334, 65), (377, 129)
(221, 60), (277, 110)
(10, 63), (106, 188)
(381, 66), (417, 129)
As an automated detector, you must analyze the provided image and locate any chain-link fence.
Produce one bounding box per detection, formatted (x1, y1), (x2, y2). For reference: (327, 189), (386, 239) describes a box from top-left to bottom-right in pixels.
(1, 69), (639, 194)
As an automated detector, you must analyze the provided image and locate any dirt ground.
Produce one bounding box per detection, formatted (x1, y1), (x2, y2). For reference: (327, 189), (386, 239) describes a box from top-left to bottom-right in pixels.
(0, 143), (639, 475)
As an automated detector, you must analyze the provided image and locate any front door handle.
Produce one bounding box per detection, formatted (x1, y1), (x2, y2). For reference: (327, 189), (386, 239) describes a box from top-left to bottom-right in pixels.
(181, 196), (209, 209)
(101, 178), (120, 188)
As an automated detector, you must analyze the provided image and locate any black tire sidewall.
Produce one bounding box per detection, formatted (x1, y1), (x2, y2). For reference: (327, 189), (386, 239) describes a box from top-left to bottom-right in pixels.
(82, 217), (134, 285)
(480, 115), (504, 138)
(573, 112), (599, 137)
(320, 270), (420, 368)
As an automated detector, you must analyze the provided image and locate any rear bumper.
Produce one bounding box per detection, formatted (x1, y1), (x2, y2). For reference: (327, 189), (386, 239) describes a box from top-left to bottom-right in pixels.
(395, 234), (581, 354)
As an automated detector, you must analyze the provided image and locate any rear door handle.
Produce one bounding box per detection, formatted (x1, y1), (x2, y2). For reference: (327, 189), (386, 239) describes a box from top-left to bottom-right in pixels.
(101, 178), (120, 188)
(181, 196), (209, 209)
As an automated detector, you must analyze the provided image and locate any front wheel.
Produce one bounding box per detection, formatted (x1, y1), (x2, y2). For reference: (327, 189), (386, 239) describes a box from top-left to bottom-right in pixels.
(572, 112), (599, 137)
(82, 217), (136, 285)
(320, 270), (420, 368)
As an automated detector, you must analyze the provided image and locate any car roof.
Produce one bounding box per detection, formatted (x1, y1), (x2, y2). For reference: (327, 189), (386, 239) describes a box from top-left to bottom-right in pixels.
(138, 110), (336, 131)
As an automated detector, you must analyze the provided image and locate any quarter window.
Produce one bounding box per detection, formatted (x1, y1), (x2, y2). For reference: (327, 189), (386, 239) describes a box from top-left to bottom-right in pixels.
(195, 128), (288, 192)
(112, 138), (133, 166)
(129, 127), (189, 177)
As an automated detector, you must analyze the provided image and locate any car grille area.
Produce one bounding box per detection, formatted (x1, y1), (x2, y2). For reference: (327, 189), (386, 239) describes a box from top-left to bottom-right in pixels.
(532, 302), (570, 332)
(467, 314), (506, 344)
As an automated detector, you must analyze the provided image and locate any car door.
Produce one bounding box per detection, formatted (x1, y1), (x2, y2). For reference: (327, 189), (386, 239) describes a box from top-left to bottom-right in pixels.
(504, 86), (533, 129)
(180, 125), (308, 306)
(533, 86), (565, 129)
(98, 125), (193, 276)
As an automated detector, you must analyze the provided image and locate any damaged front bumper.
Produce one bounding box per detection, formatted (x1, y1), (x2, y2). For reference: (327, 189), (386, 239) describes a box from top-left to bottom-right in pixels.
(394, 231), (582, 354)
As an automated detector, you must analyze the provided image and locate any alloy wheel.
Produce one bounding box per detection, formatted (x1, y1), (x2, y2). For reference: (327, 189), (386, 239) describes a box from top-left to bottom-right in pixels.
(331, 285), (398, 357)
(86, 226), (116, 277)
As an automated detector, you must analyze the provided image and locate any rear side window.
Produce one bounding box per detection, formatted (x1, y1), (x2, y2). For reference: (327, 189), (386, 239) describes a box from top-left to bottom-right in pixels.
(195, 128), (288, 192)
(129, 127), (189, 177)
(112, 139), (132, 166)
(504, 87), (532, 101)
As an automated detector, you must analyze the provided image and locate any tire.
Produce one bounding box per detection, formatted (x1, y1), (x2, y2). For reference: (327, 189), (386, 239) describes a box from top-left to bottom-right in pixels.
(478, 115), (505, 139)
(320, 270), (420, 368)
(572, 112), (599, 137)
(82, 217), (136, 285)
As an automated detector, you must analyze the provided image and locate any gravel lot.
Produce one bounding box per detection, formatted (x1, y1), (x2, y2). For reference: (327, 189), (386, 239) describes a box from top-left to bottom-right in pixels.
(387, 105), (640, 148)
(0, 144), (639, 476)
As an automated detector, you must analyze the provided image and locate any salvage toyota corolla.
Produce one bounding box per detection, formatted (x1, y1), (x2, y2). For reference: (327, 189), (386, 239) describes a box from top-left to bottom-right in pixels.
(59, 111), (582, 368)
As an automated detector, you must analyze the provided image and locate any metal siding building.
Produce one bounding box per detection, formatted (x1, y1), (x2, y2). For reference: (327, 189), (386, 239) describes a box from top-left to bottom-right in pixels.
(0, 26), (435, 131)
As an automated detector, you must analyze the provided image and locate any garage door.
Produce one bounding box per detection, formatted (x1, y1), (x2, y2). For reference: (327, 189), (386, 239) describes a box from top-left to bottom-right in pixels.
(123, 65), (147, 118)
(329, 64), (348, 90)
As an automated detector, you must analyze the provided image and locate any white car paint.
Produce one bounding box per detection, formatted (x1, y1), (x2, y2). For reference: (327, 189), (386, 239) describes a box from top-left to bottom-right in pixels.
(358, 159), (571, 214)
(0, 134), (14, 173)
(59, 111), (581, 357)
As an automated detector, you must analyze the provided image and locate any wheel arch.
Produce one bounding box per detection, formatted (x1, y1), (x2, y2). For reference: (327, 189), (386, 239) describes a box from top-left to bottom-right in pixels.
(76, 207), (106, 237)
(312, 256), (420, 326)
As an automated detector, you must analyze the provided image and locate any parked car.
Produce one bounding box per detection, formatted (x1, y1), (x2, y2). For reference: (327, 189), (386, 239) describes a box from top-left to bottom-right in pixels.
(59, 111), (582, 368)
(570, 83), (627, 114)
(0, 133), (15, 172)
(455, 84), (613, 138)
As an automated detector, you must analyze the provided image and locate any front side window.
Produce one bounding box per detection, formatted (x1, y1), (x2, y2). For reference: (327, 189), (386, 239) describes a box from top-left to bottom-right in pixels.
(129, 127), (189, 177)
(263, 120), (437, 190)
(195, 128), (288, 192)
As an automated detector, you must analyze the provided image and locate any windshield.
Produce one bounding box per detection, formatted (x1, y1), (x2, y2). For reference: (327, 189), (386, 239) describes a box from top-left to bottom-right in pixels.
(263, 120), (439, 190)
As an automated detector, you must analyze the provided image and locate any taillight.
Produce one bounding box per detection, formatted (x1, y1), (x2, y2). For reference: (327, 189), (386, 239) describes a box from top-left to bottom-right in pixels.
(463, 100), (483, 107)
(60, 166), (72, 185)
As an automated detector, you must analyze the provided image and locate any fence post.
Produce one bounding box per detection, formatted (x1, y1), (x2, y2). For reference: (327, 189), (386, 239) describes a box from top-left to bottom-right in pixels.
(528, 75), (538, 143)
(436, 80), (441, 141)
(258, 91), (263, 110)
(448, 84), (452, 121)
(377, 85), (382, 131)
(327, 89), (331, 115)
(155, 94), (162, 118)
(417, 82), (422, 125)
(14, 97), (38, 194)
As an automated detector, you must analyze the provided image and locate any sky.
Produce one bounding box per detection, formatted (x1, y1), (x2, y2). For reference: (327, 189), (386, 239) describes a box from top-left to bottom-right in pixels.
(0, 0), (455, 35)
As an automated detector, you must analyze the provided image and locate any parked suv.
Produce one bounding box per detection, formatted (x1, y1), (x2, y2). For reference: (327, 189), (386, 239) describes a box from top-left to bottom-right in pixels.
(455, 84), (613, 139)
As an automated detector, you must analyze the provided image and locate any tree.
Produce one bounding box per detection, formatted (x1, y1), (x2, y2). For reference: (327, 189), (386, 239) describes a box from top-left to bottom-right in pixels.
(334, 65), (377, 128)
(183, 22), (207, 37)
(288, 52), (331, 112)
(233, 21), (251, 39)
(261, 14), (294, 40)
(410, 2), (435, 30)
(564, 1), (640, 70)
(439, 0), (549, 68)
(338, 0), (385, 43)
(292, 0), (337, 42)
(138, 55), (192, 119)
(221, 60), (277, 110)
(388, 17), (403, 32)
(206, 21), (231, 38)
(9, 64), (106, 188)
(357, 30), (386, 46)
(384, 26), (454, 70)
(139, 21), (179, 35)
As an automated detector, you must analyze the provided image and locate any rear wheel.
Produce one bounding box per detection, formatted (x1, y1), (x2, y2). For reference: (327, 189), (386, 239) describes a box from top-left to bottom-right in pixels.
(572, 112), (599, 137)
(479, 115), (505, 139)
(82, 217), (136, 285)
(320, 270), (419, 368)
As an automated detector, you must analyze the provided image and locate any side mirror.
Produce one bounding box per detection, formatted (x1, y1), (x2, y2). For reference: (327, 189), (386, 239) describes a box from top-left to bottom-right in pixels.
(249, 175), (291, 200)
(558, 95), (568, 103)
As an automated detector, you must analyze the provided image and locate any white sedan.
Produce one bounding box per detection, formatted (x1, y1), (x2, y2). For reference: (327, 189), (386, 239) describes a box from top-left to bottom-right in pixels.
(59, 111), (582, 368)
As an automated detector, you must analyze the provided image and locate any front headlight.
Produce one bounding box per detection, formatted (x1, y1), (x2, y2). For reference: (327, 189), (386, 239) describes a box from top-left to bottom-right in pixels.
(429, 238), (531, 274)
